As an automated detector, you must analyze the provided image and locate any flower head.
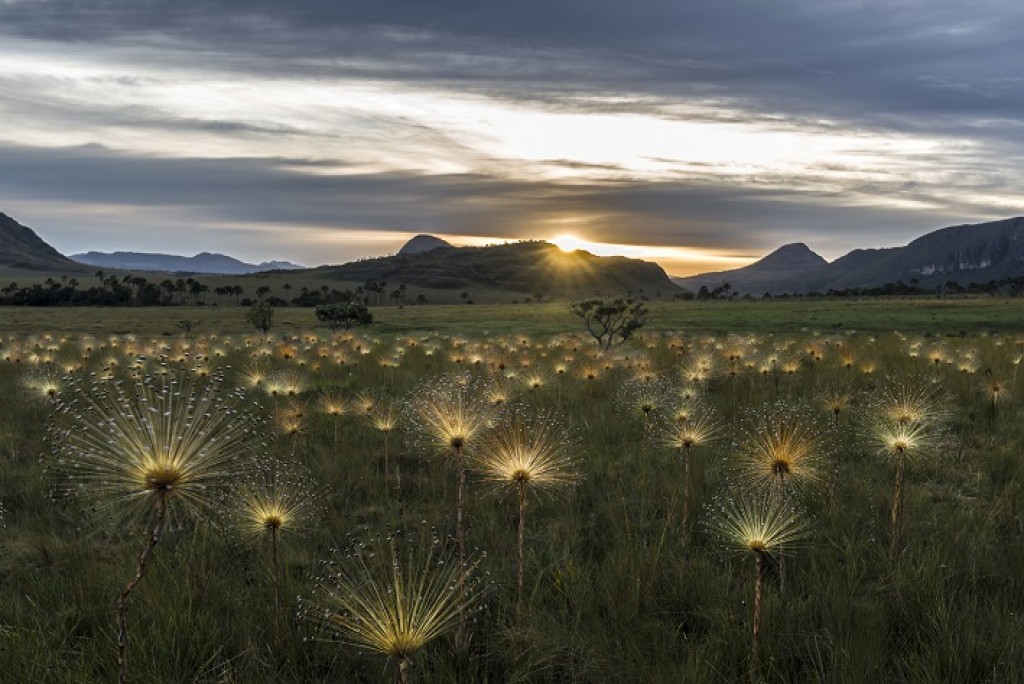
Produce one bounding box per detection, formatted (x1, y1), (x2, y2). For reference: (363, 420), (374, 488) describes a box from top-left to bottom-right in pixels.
(709, 491), (811, 556)
(410, 373), (499, 455)
(54, 371), (265, 525)
(475, 409), (580, 496)
(737, 407), (824, 493)
(228, 458), (322, 541)
(303, 530), (485, 660)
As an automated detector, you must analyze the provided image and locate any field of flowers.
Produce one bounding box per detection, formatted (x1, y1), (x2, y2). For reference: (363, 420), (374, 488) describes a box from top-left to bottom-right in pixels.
(1, 329), (1023, 682)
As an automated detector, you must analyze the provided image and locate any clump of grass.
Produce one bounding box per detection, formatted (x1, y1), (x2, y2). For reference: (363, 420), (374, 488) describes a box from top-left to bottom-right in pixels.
(302, 529), (487, 684)
(53, 371), (263, 683)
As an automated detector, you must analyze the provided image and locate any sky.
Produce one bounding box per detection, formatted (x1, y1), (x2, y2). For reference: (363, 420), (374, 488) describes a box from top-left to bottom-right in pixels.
(0, 1), (1022, 276)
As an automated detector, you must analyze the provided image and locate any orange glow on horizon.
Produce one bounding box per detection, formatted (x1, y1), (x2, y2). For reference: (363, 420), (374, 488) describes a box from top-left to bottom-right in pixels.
(542, 233), (755, 276)
(550, 234), (587, 252)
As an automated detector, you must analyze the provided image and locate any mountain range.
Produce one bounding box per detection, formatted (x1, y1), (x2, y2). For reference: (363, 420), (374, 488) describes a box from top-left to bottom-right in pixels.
(6, 208), (1024, 297)
(71, 251), (304, 275)
(674, 216), (1024, 294)
(0, 212), (678, 297)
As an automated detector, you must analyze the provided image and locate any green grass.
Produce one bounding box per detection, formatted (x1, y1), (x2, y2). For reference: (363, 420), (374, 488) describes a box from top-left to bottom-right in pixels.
(1, 296), (1022, 336)
(1, 321), (1024, 682)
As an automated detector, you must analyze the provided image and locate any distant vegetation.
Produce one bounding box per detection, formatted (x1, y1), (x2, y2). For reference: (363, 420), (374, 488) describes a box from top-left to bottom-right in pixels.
(0, 273), (424, 308)
(675, 275), (1024, 300)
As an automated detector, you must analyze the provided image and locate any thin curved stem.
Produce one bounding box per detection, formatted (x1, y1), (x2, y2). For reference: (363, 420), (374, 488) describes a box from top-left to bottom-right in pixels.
(454, 445), (467, 649)
(118, 491), (168, 684)
(751, 551), (763, 684)
(890, 452), (906, 562)
(517, 480), (527, 615)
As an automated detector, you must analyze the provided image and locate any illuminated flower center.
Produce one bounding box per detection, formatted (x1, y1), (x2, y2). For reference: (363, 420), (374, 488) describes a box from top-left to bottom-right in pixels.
(143, 461), (185, 491)
(389, 631), (426, 658)
(894, 410), (916, 425)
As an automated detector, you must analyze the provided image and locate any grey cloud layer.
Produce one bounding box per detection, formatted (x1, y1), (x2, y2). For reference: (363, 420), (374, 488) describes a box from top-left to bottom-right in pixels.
(0, 0), (1022, 262)
(4, 0), (1022, 132)
(0, 143), (990, 262)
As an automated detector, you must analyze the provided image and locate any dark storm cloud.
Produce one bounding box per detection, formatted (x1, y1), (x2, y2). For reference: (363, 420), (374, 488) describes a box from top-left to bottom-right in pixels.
(2, 0), (1022, 139)
(0, 143), (994, 262)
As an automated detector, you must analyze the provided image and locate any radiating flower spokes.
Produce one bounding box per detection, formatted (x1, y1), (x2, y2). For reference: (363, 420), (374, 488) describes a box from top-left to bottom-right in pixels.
(709, 490), (812, 556)
(876, 380), (948, 428)
(736, 408), (824, 494)
(474, 409), (581, 497)
(55, 371), (264, 525)
(409, 373), (499, 455)
(305, 531), (486, 660)
(656, 409), (721, 452)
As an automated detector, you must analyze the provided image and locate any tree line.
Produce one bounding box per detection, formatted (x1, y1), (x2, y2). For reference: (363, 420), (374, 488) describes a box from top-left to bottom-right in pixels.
(673, 276), (1024, 300)
(0, 272), (430, 307)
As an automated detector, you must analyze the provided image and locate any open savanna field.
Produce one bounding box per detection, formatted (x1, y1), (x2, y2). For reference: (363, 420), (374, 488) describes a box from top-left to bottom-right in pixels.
(1, 296), (1023, 337)
(2, 300), (1024, 683)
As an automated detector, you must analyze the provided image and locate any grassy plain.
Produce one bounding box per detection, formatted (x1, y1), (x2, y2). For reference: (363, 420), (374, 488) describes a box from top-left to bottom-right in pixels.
(0, 296), (1022, 337)
(0, 302), (1023, 682)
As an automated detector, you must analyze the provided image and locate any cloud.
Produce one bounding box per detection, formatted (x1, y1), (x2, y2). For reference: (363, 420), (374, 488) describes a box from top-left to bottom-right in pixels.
(0, 142), (1004, 270)
(0, 0), (1021, 268)
(2, 0), (1021, 134)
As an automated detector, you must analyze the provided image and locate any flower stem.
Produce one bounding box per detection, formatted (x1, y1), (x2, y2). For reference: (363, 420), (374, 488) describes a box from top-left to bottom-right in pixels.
(517, 479), (527, 615)
(118, 491), (168, 684)
(455, 445), (467, 649)
(751, 551), (763, 684)
(890, 452), (906, 562)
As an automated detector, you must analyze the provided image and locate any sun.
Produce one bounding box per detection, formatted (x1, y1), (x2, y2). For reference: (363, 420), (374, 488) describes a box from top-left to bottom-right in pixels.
(550, 234), (586, 252)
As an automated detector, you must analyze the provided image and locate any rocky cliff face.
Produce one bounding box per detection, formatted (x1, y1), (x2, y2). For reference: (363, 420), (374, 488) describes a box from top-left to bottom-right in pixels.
(674, 217), (1024, 294)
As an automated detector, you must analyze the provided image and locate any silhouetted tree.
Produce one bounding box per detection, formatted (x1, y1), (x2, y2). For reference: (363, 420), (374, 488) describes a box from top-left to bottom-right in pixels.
(247, 300), (274, 333)
(315, 302), (374, 330)
(569, 297), (649, 349)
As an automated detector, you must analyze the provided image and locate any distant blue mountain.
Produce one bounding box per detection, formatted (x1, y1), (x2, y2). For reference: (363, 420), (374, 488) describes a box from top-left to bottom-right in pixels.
(71, 251), (305, 275)
(673, 216), (1024, 294)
